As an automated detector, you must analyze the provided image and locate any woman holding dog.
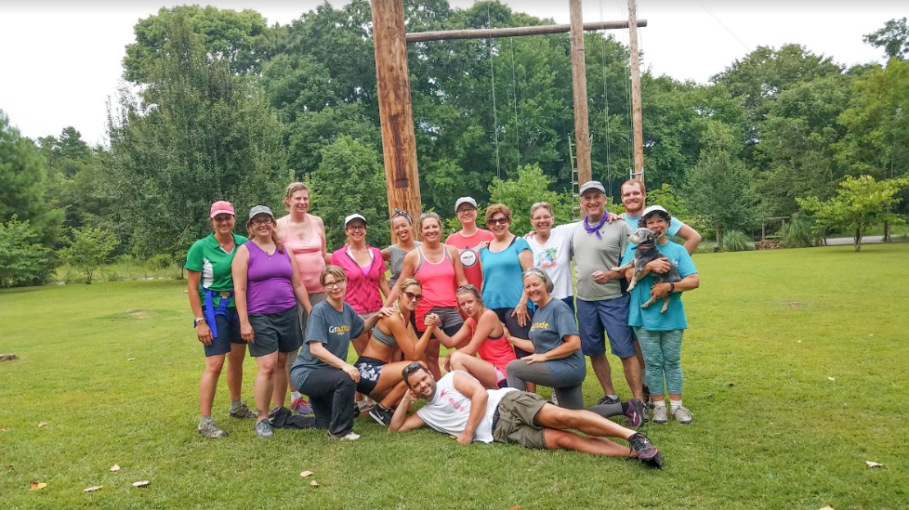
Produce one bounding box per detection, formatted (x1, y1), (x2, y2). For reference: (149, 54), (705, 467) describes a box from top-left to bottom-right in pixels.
(186, 201), (258, 438)
(619, 205), (699, 425)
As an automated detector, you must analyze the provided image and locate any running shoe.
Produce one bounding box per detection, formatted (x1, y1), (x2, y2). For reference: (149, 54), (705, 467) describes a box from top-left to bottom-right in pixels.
(624, 398), (644, 428)
(671, 406), (693, 425)
(198, 421), (228, 439)
(369, 406), (394, 427)
(328, 431), (360, 441)
(228, 401), (258, 419)
(628, 433), (663, 469)
(291, 397), (313, 416)
(596, 395), (621, 406)
(254, 419), (274, 438)
(652, 404), (668, 424)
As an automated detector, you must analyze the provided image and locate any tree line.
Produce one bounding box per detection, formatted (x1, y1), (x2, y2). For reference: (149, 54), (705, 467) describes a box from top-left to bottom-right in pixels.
(2, 2), (908, 286)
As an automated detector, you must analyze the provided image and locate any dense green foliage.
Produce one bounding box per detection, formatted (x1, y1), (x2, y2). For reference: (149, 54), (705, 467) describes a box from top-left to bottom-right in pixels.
(2, 5), (908, 285)
(0, 217), (53, 287)
(61, 226), (120, 284)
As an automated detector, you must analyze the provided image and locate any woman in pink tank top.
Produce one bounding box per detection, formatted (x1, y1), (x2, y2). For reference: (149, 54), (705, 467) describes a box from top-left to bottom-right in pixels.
(431, 285), (516, 389)
(387, 212), (467, 379)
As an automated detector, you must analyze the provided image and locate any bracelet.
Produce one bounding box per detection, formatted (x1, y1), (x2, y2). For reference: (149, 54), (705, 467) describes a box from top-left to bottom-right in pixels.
(669, 282), (675, 293)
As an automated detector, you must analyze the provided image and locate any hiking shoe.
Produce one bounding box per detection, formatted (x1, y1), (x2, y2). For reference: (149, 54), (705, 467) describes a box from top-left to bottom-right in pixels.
(356, 399), (375, 414)
(628, 433), (663, 469)
(369, 406), (394, 427)
(652, 404), (668, 424)
(198, 421), (228, 439)
(328, 431), (360, 441)
(642, 384), (651, 403)
(254, 419), (274, 438)
(228, 401), (258, 419)
(643, 402), (652, 423)
(291, 397), (313, 416)
(671, 406), (693, 425)
(624, 398), (644, 428)
(596, 395), (621, 406)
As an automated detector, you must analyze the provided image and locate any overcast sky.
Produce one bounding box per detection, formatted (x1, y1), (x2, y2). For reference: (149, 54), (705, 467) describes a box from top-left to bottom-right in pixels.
(0, 0), (902, 145)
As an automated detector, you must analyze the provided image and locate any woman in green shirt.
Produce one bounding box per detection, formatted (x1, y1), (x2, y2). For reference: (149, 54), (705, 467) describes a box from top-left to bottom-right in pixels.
(186, 201), (258, 438)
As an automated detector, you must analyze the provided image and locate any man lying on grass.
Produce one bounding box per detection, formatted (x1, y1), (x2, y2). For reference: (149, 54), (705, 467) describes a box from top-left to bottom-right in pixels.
(389, 363), (663, 468)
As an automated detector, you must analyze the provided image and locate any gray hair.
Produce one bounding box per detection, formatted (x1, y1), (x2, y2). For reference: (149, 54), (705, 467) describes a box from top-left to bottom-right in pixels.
(522, 267), (554, 293)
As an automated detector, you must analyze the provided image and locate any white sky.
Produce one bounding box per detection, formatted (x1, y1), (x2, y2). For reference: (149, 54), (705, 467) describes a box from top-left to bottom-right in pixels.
(0, 0), (902, 145)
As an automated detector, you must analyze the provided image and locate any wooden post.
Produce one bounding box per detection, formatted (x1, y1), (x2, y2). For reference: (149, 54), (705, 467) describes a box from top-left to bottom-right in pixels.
(405, 19), (647, 42)
(569, 0), (592, 186)
(371, 0), (422, 240)
(628, 0), (645, 183)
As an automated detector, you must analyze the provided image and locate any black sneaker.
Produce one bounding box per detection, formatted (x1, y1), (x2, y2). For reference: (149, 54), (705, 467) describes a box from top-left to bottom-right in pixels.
(597, 395), (621, 406)
(628, 433), (663, 469)
(369, 406), (394, 427)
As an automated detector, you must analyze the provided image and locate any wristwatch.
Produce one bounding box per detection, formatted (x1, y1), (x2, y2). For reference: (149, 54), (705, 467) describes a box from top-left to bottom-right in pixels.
(193, 317), (205, 328)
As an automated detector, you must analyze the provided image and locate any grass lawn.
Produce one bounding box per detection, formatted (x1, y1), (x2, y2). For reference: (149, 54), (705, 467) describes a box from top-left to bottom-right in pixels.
(1, 243), (907, 509)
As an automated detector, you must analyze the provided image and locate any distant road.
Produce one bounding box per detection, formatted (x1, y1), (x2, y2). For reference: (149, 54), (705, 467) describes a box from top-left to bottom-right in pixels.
(824, 236), (884, 246)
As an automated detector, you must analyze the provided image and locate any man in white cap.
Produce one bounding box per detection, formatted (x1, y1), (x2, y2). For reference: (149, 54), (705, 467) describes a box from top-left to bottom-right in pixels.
(445, 197), (494, 290)
(572, 181), (643, 406)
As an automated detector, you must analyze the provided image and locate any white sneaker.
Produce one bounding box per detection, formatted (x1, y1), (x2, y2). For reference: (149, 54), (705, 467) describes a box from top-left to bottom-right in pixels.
(652, 404), (668, 424)
(671, 406), (693, 425)
(329, 431), (360, 441)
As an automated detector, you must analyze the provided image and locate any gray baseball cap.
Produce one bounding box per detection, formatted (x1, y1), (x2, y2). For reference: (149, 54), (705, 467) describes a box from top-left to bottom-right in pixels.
(248, 205), (275, 220)
(455, 197), (478, 211)
(579, 180), (606, 196)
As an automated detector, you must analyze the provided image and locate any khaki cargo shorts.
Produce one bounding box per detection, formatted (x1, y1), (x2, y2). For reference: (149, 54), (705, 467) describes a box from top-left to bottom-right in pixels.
(491, 391), (548, 449)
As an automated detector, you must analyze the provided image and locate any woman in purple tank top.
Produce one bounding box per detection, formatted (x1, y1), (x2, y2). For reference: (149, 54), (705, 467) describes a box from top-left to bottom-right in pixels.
(232, 205), (313, 438)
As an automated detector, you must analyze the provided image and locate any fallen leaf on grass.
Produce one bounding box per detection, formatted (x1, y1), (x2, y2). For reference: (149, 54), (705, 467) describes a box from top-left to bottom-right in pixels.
(132, 480), (150, 488)
(510, 507), (522, 510)
(309, 480), (319, 487)
(827, 377), (835, 381)
(300, 471), (313, 478)
(110, 465), (120, 472)
(38, 422), (47, 428)
(84, 486), (103, 493)
(0, 428), (9, 432)
(819, 507), (834, 510)
(797, 340), (802, 343)
(866, 461), (883, 468)
(30, 482), (47, 491)
(127, 358), (136, 362)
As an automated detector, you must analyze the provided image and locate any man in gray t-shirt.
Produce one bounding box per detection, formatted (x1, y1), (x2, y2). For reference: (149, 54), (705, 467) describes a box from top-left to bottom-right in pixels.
(571, 181), (643, 405)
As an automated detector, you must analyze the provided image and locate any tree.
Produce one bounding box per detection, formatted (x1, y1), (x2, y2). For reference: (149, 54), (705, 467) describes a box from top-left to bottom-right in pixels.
(863, 18), (909, 61)
(0, 217), (54, 288)
(308, 136), (389, 250)
(487, 164), (574, 236)
(61, 226), (119, 284)
(38, 127), (109, 234)
(797, 175), (909, 252)
(0, 110), (63, 246)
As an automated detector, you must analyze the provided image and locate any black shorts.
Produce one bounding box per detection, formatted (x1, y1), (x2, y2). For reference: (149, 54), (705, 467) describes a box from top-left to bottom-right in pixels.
(354, 356), (385, 395)
(202, 309), (245, 357)
(247, 307), (303, 357)
(492, 307), (533, 358)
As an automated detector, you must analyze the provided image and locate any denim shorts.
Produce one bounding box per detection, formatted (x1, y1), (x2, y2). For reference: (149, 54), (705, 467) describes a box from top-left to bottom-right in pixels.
(576, 295), (635, 358)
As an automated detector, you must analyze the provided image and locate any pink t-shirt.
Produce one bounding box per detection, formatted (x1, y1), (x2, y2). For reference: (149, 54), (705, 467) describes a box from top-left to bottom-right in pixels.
(445, 229), (494, 289)
(331, 246), (385, 314)
(277, 215), (326, 293)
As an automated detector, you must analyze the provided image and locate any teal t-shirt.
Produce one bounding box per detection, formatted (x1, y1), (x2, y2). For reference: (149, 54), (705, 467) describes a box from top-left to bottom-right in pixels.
(529, 298), (586, 386)
(291, 300), (365, 387)
(480, 237), (532, 309)
(621, 240), (697, 331)
(185, 233), (248, 307)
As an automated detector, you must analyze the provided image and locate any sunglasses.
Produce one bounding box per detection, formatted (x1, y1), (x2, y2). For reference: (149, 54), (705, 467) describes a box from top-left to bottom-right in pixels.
(323, 280), (346, 289)
(487, 217), (509, 226)
(457, 284), (477, 292)
(404, 291), (423, 302)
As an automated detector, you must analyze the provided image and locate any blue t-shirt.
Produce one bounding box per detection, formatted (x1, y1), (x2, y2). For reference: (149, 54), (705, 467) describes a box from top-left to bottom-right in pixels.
(621, 241), (697, 331)
(290, 300), (365, 386)
(623, 215), (684, 238)
(480, 237), (532, 310)
(528, 298), (586, 386)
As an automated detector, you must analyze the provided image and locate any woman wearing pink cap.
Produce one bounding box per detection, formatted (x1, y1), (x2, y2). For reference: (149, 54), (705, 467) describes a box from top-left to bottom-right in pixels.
(186, 201), (257, 438)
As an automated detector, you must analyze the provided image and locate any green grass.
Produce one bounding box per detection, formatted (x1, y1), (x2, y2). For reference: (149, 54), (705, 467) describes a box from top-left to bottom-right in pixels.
(2, 244), (907, 509)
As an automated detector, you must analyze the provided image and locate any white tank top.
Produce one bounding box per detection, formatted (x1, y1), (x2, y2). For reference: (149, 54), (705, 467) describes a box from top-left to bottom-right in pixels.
(416, 371), (515, 443)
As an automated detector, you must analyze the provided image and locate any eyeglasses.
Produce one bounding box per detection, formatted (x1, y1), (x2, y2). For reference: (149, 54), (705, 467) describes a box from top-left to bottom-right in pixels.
(403, 291), (423, 302)
(251, 218), (273, 225)
(456, 208), (476, 214)
(347, 225), (366, 231)
(323, 280), (346, 289)
(213, 215), (234, 223)
(487, 217), (509, 226)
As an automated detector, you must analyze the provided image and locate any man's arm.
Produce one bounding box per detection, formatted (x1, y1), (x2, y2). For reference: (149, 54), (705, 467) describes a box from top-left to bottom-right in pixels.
(676, 224), (702, 255)
(388, 389), (427, 432)
(452, 372), (489, 445)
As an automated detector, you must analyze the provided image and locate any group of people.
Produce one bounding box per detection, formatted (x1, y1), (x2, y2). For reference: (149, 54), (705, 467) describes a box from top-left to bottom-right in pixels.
(186, 178), (701, 469)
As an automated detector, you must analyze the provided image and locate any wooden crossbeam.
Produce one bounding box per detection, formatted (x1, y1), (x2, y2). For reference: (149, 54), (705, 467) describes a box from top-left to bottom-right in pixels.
(405, 19), (648, 43)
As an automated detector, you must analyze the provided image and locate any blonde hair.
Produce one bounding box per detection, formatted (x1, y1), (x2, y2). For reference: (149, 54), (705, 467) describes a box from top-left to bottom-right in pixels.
(419, 212), (442, 231)
(485, 203), (512, 224)
(530, 202), (553, 218)
(320, 265), (347, 286)
(283, 182), (310, 211)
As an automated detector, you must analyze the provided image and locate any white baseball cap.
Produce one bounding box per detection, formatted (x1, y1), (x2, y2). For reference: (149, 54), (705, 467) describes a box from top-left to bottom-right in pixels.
(344, 213), (368, 225)
(454, 197), (478, 211)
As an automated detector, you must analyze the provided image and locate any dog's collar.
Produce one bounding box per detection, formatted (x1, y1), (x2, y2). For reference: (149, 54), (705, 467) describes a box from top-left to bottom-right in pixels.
(635, 245), (655, 250)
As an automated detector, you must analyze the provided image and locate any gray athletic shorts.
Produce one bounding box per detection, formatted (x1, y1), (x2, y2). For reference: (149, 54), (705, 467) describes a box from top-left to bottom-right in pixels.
(247, 306), (303, 357)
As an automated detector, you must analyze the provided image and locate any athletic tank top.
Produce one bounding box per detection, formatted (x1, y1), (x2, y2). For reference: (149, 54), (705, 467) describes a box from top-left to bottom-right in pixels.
(416, 371), (512, 444)
(413, 245), (458, 324)
(331, 245), (386, 315)
(278, 215), (326, 293)
(245, 242), (297, 314)
(469, 316), (517, 371)
(388, 242), (421, 288)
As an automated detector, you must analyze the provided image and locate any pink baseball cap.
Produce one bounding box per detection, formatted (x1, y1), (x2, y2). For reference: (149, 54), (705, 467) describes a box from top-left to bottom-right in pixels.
(210, 201), (235, 218)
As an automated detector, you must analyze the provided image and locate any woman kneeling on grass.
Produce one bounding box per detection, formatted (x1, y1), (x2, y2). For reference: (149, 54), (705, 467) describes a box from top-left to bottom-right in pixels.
(290, 266), (389, 441)
(620, 206), (699, 425)
(430, 284), (516, 389)
(232, 205), (313, 438)
(186, 201), (258, 438)
(354, 278), (435, 426)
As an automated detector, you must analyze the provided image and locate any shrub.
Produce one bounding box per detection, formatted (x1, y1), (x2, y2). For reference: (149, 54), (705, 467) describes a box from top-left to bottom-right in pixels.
(0, 216), (55, 287)
(782, 213), (814, 248)
(723, 230), (754, 252)
(144, 253), (173, 272)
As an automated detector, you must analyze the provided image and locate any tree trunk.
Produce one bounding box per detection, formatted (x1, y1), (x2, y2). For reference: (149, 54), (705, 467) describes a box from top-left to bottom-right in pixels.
(853, 227), (862, 252)
(883, 221), (890, 242)
(715, 224), (723, 252)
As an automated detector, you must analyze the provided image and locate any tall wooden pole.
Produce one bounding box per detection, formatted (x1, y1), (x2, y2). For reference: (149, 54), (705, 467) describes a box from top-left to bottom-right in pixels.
(628, 0), (645, 184)
(371, 0), (422, 239)
(569, 0), (592, 186)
